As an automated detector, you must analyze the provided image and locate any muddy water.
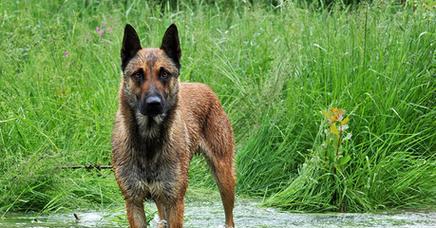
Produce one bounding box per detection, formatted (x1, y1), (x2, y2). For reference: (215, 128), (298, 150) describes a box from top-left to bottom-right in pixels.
(1, 199), (435, 227)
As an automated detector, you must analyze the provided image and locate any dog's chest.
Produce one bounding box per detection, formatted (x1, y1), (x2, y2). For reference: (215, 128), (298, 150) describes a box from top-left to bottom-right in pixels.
(120, 153), (179, 200)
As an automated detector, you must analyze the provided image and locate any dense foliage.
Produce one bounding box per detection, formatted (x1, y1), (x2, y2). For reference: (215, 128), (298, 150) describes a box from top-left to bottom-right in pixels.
(0, 0), (434, 213)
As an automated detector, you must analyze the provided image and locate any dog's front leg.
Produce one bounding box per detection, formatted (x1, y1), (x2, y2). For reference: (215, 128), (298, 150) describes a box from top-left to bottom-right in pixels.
(156, 198), (184, 228)
(155, 200), (168, 228)
(167, 198), (185, 228)
(126, 199), (147, 228)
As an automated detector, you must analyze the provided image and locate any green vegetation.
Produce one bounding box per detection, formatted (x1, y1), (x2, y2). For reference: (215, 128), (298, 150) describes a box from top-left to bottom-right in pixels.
(0, 0), (434, 214)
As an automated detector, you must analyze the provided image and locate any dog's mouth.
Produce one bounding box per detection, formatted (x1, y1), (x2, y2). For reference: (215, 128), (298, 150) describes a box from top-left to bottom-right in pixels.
(140, 106), (164, 117)
(136, 109), (166, 128)
(141, 110), (164, 118)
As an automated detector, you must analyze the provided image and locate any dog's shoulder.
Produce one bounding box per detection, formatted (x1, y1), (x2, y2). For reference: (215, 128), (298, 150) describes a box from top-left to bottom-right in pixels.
(179, 82), (220, 112)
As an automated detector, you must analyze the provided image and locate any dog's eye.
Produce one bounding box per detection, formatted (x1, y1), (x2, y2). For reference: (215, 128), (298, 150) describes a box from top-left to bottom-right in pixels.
(132, 71), (143, 81)
(160, 69), (170, 80)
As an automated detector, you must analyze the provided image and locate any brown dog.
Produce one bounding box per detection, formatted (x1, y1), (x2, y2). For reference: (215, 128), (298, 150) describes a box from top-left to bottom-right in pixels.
(111, 24), (236, 228)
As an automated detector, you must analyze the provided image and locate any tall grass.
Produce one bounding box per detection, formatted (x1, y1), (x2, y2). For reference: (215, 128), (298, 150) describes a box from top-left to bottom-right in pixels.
(0, 0), (434, 213)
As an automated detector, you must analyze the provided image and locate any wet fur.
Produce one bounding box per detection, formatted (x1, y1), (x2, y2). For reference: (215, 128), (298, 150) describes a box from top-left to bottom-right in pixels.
(112, 24), (236, 228)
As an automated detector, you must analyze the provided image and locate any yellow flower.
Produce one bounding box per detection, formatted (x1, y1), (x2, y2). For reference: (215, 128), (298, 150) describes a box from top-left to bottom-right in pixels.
(330, 124), (339, 137)
(340, 116), (350, 126)
(323, 108), (346, 124)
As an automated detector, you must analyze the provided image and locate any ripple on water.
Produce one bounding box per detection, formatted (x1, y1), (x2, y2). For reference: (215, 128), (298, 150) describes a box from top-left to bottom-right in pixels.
(1, 199), (435, 227)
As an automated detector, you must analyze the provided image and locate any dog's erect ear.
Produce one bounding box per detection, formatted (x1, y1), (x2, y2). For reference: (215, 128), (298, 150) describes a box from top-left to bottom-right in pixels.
(160, 24), (181, 69)
(121, 24), (141, 71)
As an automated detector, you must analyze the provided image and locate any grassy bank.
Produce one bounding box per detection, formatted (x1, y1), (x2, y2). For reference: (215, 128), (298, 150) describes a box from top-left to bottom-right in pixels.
(0, 0), (434, 214)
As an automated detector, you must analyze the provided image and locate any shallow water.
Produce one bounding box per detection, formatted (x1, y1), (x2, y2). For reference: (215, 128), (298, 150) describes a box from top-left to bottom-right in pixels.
(1, 199), (435, 227)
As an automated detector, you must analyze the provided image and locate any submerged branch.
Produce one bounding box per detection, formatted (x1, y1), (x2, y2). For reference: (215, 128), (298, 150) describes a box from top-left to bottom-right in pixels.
(61, 164), (113, 171)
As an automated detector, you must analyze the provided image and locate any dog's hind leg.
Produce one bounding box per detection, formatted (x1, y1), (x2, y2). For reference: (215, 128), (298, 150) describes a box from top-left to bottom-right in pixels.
(201, 105), (236, 227)
(202, 143), (236, 227)
(207, 155), (236, 227)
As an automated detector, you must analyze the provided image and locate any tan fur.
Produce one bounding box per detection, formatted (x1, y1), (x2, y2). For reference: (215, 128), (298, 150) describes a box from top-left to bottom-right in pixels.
(112, 25), (235, 228)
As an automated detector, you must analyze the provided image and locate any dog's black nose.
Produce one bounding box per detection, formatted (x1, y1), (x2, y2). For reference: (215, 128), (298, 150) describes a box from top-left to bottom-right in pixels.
(146, 96), (161, 106)
(141, 95), (163, 116)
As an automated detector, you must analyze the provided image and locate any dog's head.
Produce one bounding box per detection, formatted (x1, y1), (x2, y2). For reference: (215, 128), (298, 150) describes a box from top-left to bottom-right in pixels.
(120, 24), (181, 119)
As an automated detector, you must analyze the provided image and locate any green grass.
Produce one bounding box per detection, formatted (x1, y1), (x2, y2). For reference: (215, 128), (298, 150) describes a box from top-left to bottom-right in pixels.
(0, 0), (434, 214)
